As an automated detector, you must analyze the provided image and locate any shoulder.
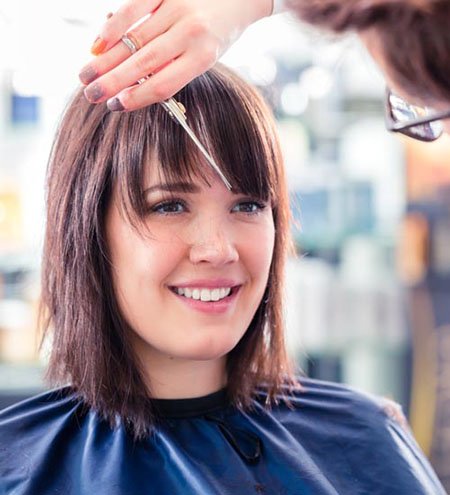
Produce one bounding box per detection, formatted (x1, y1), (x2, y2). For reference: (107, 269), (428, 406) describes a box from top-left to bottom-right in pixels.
(292, 376), (391, 414)
(0, 387), (97, 492)
(259, 376), (390, 418)
(0, 387), (87, 462)
(0, 386), (85, 430)
(266, 376), (412, 438)
(253, 376), (408, 446)
(256, 377), (445, 493)
(291, 377), (412, 433)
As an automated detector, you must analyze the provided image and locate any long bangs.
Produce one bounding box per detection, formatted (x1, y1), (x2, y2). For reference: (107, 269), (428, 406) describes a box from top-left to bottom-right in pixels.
(43, 64), (295, 439)
(106, 66), (279, 230)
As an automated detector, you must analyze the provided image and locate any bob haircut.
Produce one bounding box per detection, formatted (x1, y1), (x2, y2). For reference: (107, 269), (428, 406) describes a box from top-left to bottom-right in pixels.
(288, 0), (450, 104)
(41, 63), (296, 439)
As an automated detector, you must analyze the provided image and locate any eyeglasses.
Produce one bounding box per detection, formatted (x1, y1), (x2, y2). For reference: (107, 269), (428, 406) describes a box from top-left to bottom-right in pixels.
(385, 88), (450, 142)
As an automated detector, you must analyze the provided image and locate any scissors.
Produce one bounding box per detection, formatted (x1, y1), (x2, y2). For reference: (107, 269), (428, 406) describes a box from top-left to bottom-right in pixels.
(159, 98), (232, 190)
(124, 32), (231, 190)
(135, 70), (231, 190)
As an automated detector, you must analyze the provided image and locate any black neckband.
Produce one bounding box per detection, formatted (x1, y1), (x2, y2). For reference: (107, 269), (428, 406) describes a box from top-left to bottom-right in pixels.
(151, 388), (230, 419)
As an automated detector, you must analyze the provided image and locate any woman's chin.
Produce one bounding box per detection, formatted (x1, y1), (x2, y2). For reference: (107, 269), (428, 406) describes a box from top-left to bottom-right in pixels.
(172, 340), (238, 362)
(160, 333), (242, 362)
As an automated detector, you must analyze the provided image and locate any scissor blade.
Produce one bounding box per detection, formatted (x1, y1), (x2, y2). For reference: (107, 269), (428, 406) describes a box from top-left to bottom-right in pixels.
(176, 118), (232, 190)
(159, 99), (232, 190)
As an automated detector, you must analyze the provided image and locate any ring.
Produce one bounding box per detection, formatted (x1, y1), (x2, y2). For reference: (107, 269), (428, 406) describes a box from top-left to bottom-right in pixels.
(121, 33), (140, 54)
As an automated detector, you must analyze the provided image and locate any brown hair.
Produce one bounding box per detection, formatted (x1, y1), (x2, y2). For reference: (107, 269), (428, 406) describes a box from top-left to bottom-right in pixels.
(287, 0), (450, 104)
(41, 64), (296, 439)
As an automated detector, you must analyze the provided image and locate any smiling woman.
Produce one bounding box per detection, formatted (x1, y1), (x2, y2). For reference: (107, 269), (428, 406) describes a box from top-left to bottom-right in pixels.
(41, 63), (293, 432)
(105, 164), (277, 400)
(0, 64), (445, 495)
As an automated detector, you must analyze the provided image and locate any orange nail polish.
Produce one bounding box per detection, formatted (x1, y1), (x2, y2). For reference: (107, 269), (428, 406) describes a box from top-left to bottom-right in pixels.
(91, 37), (107, 56)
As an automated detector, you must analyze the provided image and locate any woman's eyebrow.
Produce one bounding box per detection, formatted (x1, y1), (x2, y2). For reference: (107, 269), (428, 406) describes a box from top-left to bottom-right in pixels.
(144, 182), (200, 196)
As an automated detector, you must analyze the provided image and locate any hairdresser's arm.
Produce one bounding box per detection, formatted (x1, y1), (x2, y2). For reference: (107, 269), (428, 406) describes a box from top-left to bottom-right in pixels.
(79, 0), (277, 111)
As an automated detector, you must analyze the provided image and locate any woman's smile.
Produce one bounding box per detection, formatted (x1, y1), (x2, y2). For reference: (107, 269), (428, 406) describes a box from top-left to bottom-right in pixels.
(106, 169), (275, 369)
(168, 280), (243, 314)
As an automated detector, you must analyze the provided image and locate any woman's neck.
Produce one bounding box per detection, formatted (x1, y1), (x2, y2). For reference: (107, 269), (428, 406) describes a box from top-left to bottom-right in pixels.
(140, 352), (228, 399)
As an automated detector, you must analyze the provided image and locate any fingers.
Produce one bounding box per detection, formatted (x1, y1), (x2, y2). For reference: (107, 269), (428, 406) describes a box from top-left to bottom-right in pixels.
(91, 0), (163, 55)
(80, 39), (135, 86)
(107, 53), (213, 111)
(83, 27), (187, 104)
(80, 6), (174, 86)
(80, 0), (256, 110)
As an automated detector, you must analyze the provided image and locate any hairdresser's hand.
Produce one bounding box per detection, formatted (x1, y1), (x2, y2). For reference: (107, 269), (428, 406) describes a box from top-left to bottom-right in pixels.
(79, 0), (273, 111)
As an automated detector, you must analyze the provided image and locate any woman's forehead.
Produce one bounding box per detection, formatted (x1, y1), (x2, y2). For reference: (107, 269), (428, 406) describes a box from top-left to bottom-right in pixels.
(142, 153), (218, 190)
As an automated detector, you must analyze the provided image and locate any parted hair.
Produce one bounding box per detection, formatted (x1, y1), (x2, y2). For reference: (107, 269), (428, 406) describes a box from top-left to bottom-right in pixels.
(41, 63), (295, 439)
(287, 0), (450, 104)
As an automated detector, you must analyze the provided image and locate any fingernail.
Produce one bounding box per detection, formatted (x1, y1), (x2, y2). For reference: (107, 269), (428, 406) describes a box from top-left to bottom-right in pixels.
(107, 97), (125, 112)
(84, 83), (105, 103)
(79, 66), (98, 85)
(91, 37), (107, 56)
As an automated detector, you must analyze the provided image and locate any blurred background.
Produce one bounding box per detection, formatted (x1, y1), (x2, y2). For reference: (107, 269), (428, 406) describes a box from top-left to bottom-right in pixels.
(1, 1), (450, 489)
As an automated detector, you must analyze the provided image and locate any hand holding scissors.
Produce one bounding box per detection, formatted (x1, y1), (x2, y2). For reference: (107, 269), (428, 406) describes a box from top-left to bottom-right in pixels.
(79, 0), (273, 112)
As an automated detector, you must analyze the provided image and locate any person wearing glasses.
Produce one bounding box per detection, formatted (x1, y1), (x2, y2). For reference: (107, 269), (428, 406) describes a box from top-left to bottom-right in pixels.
(79, 0), (450, 143)
(292, 0), (450, 143)
(0, 64), (445, 494)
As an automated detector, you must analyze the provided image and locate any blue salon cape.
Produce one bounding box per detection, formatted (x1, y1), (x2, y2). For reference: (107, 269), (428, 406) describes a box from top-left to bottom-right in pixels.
(0, 377), (445, 495)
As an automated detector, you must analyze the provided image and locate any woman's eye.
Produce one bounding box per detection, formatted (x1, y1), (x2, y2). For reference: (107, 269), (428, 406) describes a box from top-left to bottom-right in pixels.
(232, 200), (266, 214)
(151, 200), (186, 215)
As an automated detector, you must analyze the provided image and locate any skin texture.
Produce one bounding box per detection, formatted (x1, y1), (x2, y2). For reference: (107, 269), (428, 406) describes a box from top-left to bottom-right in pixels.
(80, 0), (273, 111)
(105, 164), (275, 398)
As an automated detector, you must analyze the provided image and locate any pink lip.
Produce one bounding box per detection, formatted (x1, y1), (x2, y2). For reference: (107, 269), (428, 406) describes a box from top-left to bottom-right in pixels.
(169, 279), (241, 289)
(169, 285), (242, 315)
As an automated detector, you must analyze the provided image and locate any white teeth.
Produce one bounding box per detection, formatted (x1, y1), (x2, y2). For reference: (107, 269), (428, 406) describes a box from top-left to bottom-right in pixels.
(173, 287), (232, 302)
(200, 289), (211, 302)
(220, 288), (231, 298)
(211, 289), (220, 302)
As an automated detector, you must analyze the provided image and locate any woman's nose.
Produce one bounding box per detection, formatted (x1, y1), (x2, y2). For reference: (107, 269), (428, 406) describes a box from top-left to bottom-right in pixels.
(188, 218), (239, 266)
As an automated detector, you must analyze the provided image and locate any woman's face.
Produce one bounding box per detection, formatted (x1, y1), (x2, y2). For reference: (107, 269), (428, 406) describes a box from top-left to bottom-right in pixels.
(105, 162), (275, 371)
